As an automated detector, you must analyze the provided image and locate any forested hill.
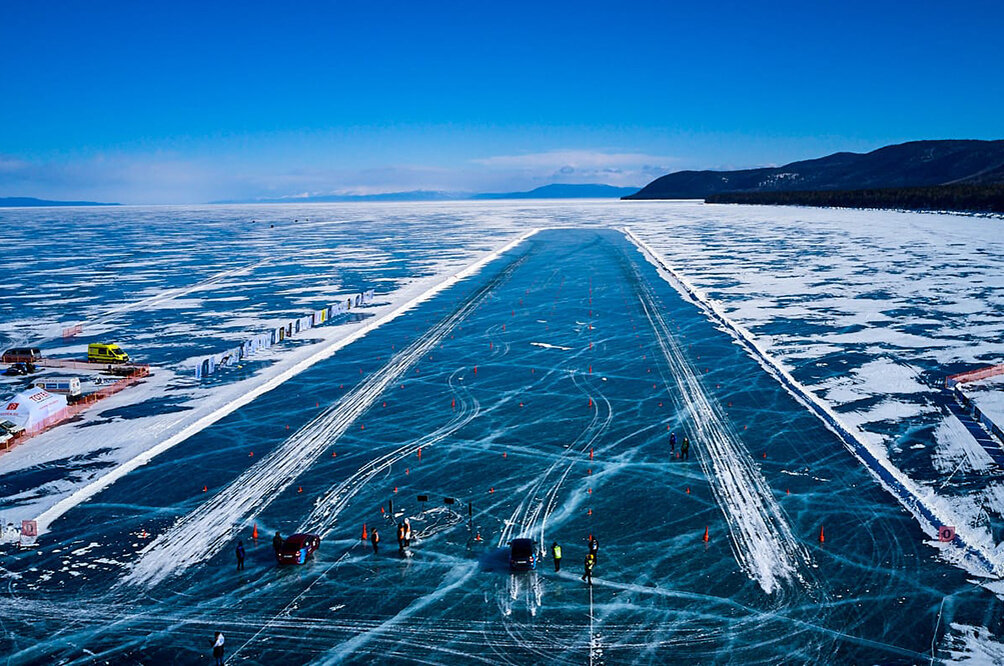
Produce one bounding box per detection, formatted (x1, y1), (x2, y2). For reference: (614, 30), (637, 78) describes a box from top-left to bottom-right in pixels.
(624, 140), (1004, 200)
(705, 184), (1004, 215)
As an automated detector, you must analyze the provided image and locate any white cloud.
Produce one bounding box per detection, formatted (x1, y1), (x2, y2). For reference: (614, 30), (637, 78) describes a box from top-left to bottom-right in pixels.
(0, 148), (674, 203)
(470, 149), (675, 188)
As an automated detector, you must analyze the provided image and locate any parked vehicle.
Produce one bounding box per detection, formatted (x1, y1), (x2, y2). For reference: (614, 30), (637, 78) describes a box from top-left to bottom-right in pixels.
(3, 362), (36, 376)
(509, 538), (537, 571)
(0, 429), (11, 448)
(2, 348), (42, 364)
(0, 420), (26, 438)
(276, 533), (321, 565)
(87, 343), (129, 364)
(32, 377), (82, 398)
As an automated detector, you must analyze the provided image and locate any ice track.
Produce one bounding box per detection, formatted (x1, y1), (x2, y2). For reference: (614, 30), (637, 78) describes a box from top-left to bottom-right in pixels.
(624, 249), (809, 594)
(121, 249), (531, 588)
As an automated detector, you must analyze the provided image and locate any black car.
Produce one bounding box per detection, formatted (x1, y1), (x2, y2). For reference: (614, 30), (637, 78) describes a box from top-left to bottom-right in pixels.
(509, 538), (537, 571)
(3, 362), (36, 376)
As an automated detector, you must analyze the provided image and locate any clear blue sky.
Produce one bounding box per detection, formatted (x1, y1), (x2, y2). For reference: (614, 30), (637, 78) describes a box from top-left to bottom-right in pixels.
(2, 1), (1002, 203)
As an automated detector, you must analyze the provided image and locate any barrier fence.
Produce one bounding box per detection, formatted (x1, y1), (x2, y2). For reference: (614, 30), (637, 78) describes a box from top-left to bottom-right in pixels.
(954, 386), (1004, 446)
(946, 364), (1004, 388)
(194, 289), (376, 379)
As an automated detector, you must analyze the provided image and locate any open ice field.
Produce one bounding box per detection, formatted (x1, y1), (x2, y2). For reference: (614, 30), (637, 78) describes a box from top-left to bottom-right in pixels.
(0, 202), (1002, 663)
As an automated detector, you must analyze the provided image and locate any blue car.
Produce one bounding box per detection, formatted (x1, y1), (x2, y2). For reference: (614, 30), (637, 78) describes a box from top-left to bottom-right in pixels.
(509, 538), (537, 571)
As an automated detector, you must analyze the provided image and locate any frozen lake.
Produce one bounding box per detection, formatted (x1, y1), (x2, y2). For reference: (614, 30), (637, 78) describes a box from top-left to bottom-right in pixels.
(0, 202), (1002, 663)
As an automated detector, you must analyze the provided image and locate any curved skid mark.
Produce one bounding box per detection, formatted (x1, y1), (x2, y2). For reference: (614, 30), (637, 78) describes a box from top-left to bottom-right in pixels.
(120, 246), (533, 588)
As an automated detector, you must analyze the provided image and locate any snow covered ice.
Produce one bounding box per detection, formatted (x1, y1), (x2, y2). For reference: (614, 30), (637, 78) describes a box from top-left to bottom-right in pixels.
(0, 201), (1003, 663)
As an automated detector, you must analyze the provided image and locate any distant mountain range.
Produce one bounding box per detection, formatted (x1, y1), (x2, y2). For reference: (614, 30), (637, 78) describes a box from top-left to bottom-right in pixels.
(624, 140), (1004, 199)
(473, 183), (640, 199)
(213, 183), (638, 204)
(211, 190), (461, 204)
(0, 196), (118, 207)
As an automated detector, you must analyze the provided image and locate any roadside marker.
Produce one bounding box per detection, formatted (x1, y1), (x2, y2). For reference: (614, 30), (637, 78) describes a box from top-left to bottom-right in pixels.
(703, 526), (709, 542)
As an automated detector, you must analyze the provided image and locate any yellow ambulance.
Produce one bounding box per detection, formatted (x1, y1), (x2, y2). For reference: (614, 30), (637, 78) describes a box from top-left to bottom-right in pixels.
(87, 343), (130, 364)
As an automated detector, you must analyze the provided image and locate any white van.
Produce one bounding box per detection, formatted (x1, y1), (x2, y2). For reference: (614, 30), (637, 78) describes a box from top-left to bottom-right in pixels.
(32, 376), (82, 398)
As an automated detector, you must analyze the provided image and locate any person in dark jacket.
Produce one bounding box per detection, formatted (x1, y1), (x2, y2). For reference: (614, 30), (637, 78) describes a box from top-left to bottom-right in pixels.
(681, 436), (690, 461)
(669, 432), (676, 453)
(588, 536), (599, 563)
(370, 528), (380, 554)
(272, 532), (283, 557)
(212, 631), (225, 665)
(235, 540), (245, 571)
(397, 522), (406, 552)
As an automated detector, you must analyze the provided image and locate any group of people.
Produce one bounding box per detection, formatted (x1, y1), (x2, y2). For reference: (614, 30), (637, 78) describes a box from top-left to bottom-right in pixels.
(669, 432), (691, 460)
(549, 536), (600, 585)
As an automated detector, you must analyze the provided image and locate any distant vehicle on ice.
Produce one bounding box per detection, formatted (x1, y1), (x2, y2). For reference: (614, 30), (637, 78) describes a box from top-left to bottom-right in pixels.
(2, 348), (42, 364)
(3, 362), (36, 376)
(32, 376), (82, 399)
(276, 533), (321, 565)
(0, 419), (26, 438)
(509, 538), (537, 571)
(87, 343), (129, 364)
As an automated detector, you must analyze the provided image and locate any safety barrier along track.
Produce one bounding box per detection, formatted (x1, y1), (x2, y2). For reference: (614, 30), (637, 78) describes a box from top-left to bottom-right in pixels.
(623, 227), (1004, 579)
(121, 245), (533, 588)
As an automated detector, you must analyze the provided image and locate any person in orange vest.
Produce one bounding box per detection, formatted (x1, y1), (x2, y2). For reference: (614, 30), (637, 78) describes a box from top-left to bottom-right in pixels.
(397, 521), (406, 552)
(370, 528), (380, 554)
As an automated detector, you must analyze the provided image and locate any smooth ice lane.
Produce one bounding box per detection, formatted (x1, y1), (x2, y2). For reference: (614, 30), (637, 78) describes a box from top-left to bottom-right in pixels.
(0, 228), (999, 664)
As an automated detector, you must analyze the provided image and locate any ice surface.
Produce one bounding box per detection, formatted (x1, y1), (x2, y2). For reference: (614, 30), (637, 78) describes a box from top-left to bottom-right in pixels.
(0, 203), (1002, 663)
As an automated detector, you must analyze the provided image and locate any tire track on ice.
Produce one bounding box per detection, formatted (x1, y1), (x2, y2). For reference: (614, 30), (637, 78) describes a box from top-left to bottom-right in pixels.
(624, 251), (809, 595)
(119, 249), (531, 588)
(300, 367), (479, 536)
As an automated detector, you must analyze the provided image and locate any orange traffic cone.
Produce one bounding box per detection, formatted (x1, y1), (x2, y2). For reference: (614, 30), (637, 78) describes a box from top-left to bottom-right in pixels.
(252, 524), (259, 540)
(703, 526), (709, 542)
(362, 524), (368, 540)
(819, 526), (825, 543)
(202, 485), (208, 493)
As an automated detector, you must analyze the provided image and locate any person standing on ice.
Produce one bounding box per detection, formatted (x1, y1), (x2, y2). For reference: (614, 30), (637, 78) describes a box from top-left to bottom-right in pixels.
(551, 541), (562, 572)
(397, 521), (406, 552)
(669, 432), (676, 453)
(211, 631), (225, 665)
(272, 532), (284, 557)
(582, 553), (595, 585)
(403, 519), (413, 549)
(370, 528), (380, 554)
(235, 540), (245, 571)
(588, 536), (599, 563)
(681, 436), (690, 461)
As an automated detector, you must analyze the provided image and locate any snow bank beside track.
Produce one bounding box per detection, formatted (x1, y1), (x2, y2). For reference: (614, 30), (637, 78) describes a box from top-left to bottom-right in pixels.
(624, 227), (1004, 580)
(33, 229), (540, 537)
